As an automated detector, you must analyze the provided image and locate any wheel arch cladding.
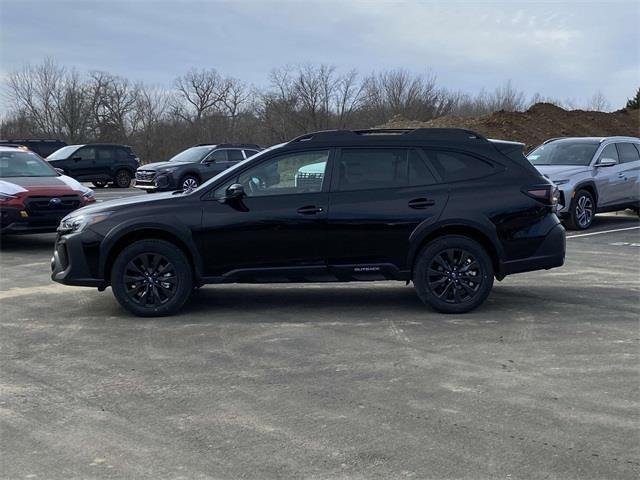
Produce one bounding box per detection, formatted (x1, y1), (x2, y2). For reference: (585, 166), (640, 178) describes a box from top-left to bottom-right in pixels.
(103, 228), (200, 283)
(409, 224), (501, 276)
(574, 181), (598, 205)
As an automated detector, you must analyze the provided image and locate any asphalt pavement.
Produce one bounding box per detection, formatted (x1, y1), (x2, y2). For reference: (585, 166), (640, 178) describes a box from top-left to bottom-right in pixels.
(0, 187), (638, 479)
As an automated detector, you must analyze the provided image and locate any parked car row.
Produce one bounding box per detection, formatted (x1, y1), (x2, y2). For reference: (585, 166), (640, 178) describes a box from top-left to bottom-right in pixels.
(1, 135), (638, 239)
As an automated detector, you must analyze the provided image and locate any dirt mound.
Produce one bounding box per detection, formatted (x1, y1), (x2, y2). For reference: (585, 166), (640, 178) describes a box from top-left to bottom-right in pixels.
(381, 103), (639, 150)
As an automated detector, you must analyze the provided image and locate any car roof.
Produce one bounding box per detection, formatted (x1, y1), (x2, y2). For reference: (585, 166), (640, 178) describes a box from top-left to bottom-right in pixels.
(543, 136), (640, 144)
(0, 145), (33, 153)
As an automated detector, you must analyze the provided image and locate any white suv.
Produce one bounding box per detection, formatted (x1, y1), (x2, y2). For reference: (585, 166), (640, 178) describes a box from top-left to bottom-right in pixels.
(527, 137), (640, 229)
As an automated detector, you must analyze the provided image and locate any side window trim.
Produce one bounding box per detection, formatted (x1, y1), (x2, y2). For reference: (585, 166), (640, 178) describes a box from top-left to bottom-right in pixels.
(413, 148), (443, 184)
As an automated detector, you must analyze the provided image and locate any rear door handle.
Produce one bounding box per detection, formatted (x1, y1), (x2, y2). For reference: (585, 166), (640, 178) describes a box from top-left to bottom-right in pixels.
(297, 205), (324, 215)
(408, 198), (435, 209)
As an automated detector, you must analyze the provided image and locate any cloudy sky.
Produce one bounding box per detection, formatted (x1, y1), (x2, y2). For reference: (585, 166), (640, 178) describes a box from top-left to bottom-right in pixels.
(1, 0), (638, 109)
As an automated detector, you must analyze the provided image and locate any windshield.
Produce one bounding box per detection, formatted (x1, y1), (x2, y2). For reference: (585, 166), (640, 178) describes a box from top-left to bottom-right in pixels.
(47, 145), (81, 160)
(0, 151), (58, 177)
(169, 146), (215, 163)
(527, 142), (599, 166)
(190, 143), (286, 194)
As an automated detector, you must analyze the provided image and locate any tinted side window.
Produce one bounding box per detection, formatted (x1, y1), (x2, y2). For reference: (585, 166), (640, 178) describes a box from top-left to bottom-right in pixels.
(75, 147), (96, 161)
(338, 148), (408, 191)
(97, 148), (115, 161)
(244, 149), (259, 158)
(208, 150), (228, 162)
(616, 143), (640, 163)
(425, 150), (494, 182)
(116, 147), (131, 160)
(227, 150), (244, 161)
(598, 144), (619, 163)
(409, 150), (437, 186)
(236, 150), (329, 197)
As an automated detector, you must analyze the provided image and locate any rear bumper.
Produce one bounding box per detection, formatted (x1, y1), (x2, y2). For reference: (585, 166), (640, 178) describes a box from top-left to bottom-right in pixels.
(498, 223), (565, 278)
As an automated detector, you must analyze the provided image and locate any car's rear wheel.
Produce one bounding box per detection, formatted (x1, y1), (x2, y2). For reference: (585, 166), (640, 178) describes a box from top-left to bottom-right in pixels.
(413, 235), (494, 314)
(111, 239), (193, 317)
(565, 189), (595, 230)
(114, 170), (132, 188)
(180, 175), (200, 191)
(92, 181), (108, 188)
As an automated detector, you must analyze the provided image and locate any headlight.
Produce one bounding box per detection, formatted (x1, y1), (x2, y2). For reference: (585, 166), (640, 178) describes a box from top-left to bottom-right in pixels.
(0, 192), (18, 202)
(552, 179), (570, 186)
(162, 167), (178, 174)
(59, 211), (113, 233)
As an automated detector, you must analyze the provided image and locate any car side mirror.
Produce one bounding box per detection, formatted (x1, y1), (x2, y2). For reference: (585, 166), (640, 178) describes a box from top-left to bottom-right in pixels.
(54, 168), (64, 175)
(596, 158), (617, 167)
(220, 183), (245, 203)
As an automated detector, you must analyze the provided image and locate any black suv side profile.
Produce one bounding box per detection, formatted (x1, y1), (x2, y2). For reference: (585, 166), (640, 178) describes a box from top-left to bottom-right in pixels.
(51, 128), (565, 317)
(134, 143), (262, 192)
(47, 144), (140, 188)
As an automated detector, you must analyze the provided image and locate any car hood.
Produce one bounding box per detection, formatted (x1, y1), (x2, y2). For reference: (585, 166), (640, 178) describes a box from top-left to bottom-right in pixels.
(0, 175), (91, 195)
(138, 161), (192, 171)
(534, 165), (591, 179)
(67, 190), (180, 217)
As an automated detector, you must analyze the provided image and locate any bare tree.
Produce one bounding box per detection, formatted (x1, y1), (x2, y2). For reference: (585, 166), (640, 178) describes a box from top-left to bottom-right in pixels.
(173, 68), (227, 123)
(585, 90), (610, 111)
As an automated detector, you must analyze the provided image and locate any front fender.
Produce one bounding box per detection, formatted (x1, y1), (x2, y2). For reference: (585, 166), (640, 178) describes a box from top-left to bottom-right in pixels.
(98, 214), (203, 279)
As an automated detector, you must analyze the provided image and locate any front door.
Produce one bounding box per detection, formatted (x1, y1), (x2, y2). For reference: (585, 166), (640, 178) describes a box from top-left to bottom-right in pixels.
(68, 146), (97, 179)
(326, 147), (448, 275)
(197, 149), (332, 278)
(594, 143), (627, 209)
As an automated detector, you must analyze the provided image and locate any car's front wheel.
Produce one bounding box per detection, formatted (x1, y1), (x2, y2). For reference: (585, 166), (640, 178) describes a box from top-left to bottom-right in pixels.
(180, 175), (200, 191)
(413, 235), (494, 314)
(111, 239), (193, 317)
(565, 189), (595, 230)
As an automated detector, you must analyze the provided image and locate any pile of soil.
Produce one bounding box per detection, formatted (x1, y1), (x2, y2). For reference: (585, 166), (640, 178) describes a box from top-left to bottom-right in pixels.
(380, 103), (639, 150)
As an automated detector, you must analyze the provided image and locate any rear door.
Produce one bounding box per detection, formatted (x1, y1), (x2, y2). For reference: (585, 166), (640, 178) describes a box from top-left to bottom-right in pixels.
(95, 146), (115, 180)
(326, 147), (448, 275)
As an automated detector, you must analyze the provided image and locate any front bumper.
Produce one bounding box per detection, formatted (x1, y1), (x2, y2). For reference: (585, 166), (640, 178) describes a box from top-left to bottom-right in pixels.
(134, 173), (177, 192)
(51, 230), (107, 288)
(1, 207), (67, 235)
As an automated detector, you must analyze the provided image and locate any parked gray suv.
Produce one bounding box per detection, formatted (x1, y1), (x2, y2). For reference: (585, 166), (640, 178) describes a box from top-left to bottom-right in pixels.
(527, 137), (640, 229)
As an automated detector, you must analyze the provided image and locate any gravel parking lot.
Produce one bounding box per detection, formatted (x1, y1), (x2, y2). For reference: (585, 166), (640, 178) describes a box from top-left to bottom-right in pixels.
(1, 187), (639, 479)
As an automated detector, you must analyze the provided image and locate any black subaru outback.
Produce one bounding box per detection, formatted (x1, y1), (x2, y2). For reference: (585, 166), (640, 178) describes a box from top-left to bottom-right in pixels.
(134, 143), (262, 192)
(51, 128), (565, 317)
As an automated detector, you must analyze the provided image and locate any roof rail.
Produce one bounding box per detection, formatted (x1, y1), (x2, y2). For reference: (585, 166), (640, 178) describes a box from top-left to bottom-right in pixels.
(194, 143), (262, 149)
(289, 128), (486, 144)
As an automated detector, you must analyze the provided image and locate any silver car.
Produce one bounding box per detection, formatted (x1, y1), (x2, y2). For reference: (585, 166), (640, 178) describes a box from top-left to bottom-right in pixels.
(527, 137), (640, 229)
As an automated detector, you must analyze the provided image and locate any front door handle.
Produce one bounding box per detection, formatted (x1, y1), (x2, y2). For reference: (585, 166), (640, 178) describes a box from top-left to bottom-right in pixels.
(408, 198), (435, 209)
(297, 205), (324, 215)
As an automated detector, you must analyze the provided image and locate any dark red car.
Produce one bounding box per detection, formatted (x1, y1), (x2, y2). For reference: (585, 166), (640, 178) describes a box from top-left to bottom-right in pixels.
(0, 146), (95, 234)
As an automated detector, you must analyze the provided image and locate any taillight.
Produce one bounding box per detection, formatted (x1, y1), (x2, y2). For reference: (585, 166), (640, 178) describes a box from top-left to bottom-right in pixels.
(523, 184), (559, 206)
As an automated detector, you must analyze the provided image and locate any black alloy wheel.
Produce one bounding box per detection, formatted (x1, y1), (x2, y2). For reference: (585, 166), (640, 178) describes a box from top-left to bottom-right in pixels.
(123, 253), (178, 307)
(115, 170), (132, 188)
(413, 235), (494, 314)
(427, 248), (483, 304)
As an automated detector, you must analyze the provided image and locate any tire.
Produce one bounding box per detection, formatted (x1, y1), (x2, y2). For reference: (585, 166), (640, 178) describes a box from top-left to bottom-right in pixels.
(413, 235), (494, 314)
(114, 169), (132, 188)
(111, 239), (193, 317)
(180, 175), (200, 191)
(565, 189), (595, 230)
(92, 181), (108, 188)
